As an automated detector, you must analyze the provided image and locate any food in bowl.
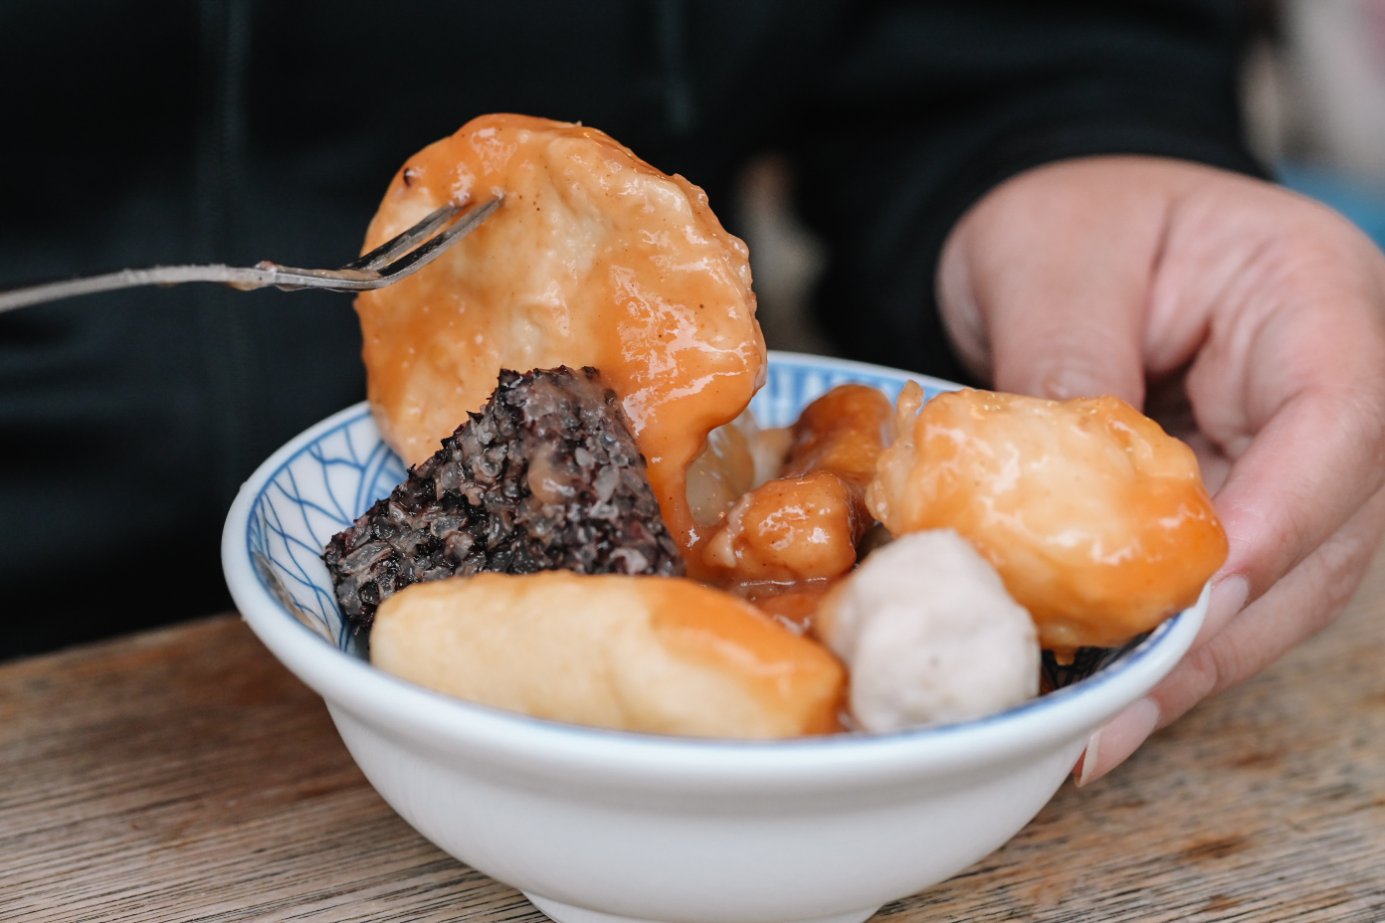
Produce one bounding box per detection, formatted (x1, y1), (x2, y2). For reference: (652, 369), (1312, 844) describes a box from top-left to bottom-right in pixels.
(702, 383), (894, 585)
(321, 112), (1227, 739)
(322, 365), (683, 632)
(371, 570), (845, 738)
(869, 386), (1228, 654)
(814, 529), (1040, 733)
(354, 112), (764, 559)
(221, 353), (1213, 923)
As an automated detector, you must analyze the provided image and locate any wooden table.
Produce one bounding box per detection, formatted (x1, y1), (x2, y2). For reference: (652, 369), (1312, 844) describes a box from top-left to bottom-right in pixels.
(4, 555), (1384, 923)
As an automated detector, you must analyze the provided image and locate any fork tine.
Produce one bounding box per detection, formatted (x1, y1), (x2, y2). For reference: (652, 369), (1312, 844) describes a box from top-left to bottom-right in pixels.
(341, 202), (462, 272)
(374, 196), (503, 280)
(256, 195), (502, 291)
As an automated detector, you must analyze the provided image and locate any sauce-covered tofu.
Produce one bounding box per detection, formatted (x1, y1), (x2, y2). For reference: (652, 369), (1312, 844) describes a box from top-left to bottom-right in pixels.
(356, 114), (765, 559)
(868, 385), (1227, 653)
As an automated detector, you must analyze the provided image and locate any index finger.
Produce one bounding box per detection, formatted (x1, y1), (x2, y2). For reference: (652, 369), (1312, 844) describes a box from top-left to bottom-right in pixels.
(1188, 248), (1385, 619)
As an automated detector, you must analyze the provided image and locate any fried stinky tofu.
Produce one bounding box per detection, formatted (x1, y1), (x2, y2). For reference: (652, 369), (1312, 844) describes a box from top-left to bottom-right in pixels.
(371, 571), (846, 739)
(868, 385), (1228, 653)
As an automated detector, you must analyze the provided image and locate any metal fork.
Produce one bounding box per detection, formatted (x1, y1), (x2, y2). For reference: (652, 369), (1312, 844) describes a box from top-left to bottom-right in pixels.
(0, 194), (503, 315)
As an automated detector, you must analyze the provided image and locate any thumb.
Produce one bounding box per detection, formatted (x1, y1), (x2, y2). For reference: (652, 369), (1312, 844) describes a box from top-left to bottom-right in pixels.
(936, 159), (1161, 406)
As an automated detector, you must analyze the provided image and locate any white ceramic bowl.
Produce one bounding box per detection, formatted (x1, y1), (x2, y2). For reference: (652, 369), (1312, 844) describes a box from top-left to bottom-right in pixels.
(222, 352), (1206, 923)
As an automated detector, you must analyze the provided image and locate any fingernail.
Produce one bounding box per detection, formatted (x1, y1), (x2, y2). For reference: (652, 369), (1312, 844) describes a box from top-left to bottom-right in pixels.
(1197, 574), (1250, 645)
(1029, 358), (1142, 406)
(1210, 574), (1249, 622)
(1076, 696), (1161, 787)
(1040, 367), (1112, 402)
(1074, 731), (1099, 785)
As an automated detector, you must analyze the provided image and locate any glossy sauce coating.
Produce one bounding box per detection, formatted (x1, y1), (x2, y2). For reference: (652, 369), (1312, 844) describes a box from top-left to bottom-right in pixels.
(643, 576), (845, 735)
(868, 385), (1228, 652)
(355, 114), (765, 558)
(783, 384), (894, 488)
(684, 416), (758, 526)
(739, 579), (835, 632)
(702, 384), (893, 584)
(371, 572), (844, 738)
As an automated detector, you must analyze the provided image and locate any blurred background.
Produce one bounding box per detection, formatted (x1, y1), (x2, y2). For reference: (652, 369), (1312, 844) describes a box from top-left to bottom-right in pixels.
(746, 0), (1385, 354)
(2, 0), (1382, 657)
(1244, 1), (1385, 237)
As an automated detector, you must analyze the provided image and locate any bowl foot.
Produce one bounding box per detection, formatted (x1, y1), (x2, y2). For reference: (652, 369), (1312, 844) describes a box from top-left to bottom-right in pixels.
(524, 893), (878, 923)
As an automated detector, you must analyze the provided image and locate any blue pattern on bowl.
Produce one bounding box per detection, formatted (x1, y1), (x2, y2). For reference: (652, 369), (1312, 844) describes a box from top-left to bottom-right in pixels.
(231, 352), (1205, 744)
(246, 409), (402, 652)
(242, 353), (1137, 692)
(245, 354), (949, 656)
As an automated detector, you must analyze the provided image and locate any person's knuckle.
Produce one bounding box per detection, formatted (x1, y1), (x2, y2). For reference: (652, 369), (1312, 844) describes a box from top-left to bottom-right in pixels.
(1317, 494), (1385, 621)
(1152, 648), (1224, 724)
(1318, 384), (1385, 495)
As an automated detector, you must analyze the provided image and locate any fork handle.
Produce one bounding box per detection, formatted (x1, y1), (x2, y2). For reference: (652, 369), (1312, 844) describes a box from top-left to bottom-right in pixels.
(0, 263), (383, 315)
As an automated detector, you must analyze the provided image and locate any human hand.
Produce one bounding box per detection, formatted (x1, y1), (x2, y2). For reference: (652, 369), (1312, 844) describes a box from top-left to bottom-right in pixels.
(935, 155), (1385, 783)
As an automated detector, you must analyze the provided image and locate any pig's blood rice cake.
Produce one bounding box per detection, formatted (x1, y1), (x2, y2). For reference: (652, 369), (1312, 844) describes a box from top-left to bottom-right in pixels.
(323, 366), (683, 634)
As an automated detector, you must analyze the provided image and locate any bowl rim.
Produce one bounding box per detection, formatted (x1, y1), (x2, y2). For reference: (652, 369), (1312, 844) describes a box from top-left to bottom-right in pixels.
(222, 351), (1206, 790)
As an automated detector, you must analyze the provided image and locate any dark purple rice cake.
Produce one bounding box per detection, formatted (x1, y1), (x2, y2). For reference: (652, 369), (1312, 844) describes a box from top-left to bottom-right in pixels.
(322, 366), (685, 634)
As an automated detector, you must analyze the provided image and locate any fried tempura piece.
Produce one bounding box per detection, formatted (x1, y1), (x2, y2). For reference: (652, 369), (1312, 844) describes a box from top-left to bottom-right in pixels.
(868, 385), (1228, 653)
(370, 572), (846, 739)
(355, 114), (765, 558)
(702, 384), (893, 583)
(684, 411), (792, 529)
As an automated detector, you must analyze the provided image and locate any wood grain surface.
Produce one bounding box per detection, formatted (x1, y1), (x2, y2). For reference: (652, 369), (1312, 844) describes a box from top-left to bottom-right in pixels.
(3, 552), (1383, 923)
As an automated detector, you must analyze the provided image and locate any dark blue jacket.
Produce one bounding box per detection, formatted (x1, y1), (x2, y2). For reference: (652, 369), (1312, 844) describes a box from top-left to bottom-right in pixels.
(0, 0), (1262, 656)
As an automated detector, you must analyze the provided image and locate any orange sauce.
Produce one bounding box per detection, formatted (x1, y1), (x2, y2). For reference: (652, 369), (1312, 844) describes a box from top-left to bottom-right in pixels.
(646, 578), (845, 734)
(701, 385), (893, 590)
(736, 579), (836, 633)
(870, 386), (1229, 652)
(355, 114), (765, 563)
